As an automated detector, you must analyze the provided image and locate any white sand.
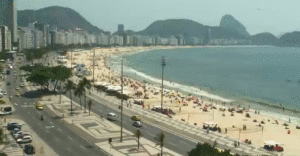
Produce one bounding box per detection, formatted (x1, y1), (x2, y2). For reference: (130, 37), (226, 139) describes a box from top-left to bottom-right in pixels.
(65, 46), (300, 155)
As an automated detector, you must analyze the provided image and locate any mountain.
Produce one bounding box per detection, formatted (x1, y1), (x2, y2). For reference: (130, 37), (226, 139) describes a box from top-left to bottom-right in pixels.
(17, 6), (108, 34)
(135, 15), (250, 40)
(250, 32), (278, 45)
(220, 14), (250, 39)
(278, 31), (300, 47)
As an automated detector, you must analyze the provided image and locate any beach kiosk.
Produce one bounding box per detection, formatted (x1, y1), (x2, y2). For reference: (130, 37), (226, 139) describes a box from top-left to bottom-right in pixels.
(203, 122), (218, 131)
(264, 140), (284, 152)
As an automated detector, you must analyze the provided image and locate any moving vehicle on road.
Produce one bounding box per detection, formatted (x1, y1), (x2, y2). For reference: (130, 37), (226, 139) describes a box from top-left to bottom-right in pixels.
(15, 92), (20, 97)
(20, 83), (24, 87)
(35, 103), (44, 110)
(15, 87), (19, 90)
(24, 144), (35, 155)
(132, 121), (142, 128)
(7, 82), (11, 85)
(131, 115), (141, 121)
(107, 113), (117, 121)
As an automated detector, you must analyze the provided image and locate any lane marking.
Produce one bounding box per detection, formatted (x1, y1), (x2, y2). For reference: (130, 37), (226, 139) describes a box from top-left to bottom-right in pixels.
(169, 142), (178, 147)
(57, 128), (62, 132)
(80, 145), (86, 150)
(55, 138), (60, 142)
(68, 136), (73, 141)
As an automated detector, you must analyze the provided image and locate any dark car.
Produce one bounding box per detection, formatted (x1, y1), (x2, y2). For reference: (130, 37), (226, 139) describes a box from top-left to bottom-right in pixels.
(24, 144), (35, 154)
(7, 82), (11, 85)
(132, 121), (142, 128)
(7, 123), (22, 130)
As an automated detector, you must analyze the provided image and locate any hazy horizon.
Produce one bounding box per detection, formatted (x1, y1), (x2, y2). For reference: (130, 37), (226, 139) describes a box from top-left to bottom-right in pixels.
(17, 0), (300, 37)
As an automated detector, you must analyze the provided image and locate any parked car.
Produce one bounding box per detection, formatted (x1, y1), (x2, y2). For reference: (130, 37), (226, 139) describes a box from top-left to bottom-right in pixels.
(20, 83), (24, 87)
(7, 123), (21, 130)
(24, 144), (35, 155)
(131, 115), (141, 121)
(14, 131), (29, 139)
(16, 135), (32, 144)
(11, 128), (22, 134)
(15, 134), (30, 140)
(132, 121), (142, 128)
(7, 82), (11, 85)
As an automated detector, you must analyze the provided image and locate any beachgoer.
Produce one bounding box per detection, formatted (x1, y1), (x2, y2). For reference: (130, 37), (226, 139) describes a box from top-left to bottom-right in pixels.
(225, 128), (227, 134)
(238, 141), (240, 146)
(255, 111), (257, 114)
(207, 128), (209, 134)
(258, 111), (260, 115)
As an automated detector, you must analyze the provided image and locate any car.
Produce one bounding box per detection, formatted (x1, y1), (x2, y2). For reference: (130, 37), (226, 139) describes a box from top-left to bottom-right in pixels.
(15, 133), (30, 140)
(24, 144), (35, 155)
(107, 113), (117, 121)
(0, 93), (3, 98)
(15, 87), (19, 90)
(2, 91), (6, 95)
(35, 103), (44, 110)
(7, 82), (11, 85)
(20, 83), (24, 87)
(7, 123), (21, 131)
(11, 128), (22, 134)
(0, 99), (6, 104)
(16, 135), (32, 144)
(15, 92), (20, 97)
(13, 131), (28, 139)
(132, 121), (142, 128)
(131, 115), (141, 121)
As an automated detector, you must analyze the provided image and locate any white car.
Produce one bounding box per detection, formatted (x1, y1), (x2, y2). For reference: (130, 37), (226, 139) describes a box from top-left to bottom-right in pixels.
(16, 135), (32, 143)
(14, 131), (29, 139)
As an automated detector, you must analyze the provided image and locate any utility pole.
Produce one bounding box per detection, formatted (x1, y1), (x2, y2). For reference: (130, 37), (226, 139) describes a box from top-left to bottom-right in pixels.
(120, 59), (124, 142)
(161, 56), (166, 113)
(93, 48), (95, 86)
(70, 48), (73, 115)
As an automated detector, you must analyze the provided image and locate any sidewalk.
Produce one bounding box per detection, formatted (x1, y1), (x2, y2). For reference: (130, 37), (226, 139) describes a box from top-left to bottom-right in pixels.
(38, 94), (182, 156)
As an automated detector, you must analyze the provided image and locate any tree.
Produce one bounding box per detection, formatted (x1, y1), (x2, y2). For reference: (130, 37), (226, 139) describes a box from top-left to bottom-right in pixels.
(51, 66), (72, 92)
(88, 99), (93, 116)
(64, 80), (75, 115)
(154, 132), (165, 156)
(74, 83), (84, 110)
(135, 129), (142, 149)
(26, 67), (52, 91)
(80, 77), (91, 113)
(188, 142), (235, 156)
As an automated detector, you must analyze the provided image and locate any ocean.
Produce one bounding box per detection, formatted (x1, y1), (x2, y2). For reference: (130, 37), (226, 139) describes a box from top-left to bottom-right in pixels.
(107, 46), (300, 122)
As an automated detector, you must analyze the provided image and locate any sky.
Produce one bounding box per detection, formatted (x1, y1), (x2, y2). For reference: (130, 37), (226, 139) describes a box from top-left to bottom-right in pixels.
(17, 0), (300, 36)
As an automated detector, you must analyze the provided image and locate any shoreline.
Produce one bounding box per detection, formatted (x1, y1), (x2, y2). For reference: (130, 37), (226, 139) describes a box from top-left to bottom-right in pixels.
(67, 45), (300, 155)
(107, 46), (300, 123)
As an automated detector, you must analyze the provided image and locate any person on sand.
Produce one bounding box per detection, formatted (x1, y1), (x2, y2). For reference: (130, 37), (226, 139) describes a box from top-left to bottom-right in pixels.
(225, 128), (227, 134)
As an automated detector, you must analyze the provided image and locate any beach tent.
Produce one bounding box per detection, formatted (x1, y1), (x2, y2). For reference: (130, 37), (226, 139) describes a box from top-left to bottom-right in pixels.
(264, 140), (283, 146)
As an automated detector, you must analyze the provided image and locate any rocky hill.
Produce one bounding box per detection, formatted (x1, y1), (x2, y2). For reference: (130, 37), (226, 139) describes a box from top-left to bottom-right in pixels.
(17, 6), (108, 34)
(251, 32), (279, 45)
(277, 31), (300, 47)
(135, 15), (251, 40)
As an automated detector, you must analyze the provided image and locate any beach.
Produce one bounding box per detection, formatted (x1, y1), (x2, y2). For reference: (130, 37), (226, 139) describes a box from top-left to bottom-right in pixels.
(65, 46), (300, 156)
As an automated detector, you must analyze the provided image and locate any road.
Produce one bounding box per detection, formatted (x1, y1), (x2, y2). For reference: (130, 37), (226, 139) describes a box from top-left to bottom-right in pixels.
(6, 54), (108, 156)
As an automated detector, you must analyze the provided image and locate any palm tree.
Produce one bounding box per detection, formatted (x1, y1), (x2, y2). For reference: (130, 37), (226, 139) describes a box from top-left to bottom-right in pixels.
(81, 77), (91, 113)
(74, 83), (84, 110)
(154, 132), (165, 156)
(64, 80), (75, 115)
(135, 129), (142, 149)
(88, 99), (93, 116)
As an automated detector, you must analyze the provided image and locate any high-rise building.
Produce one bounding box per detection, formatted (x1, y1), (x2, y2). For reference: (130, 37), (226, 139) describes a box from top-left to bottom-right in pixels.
(118, 24), (124, 32)
(0, 0), (17, 42)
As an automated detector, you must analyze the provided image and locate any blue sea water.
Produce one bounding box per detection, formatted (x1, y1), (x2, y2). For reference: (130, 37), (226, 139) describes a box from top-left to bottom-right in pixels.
(108, 46), (300, 121)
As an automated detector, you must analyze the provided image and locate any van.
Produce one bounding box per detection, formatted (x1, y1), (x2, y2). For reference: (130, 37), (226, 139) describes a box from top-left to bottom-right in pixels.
(107, 113), (117, 121)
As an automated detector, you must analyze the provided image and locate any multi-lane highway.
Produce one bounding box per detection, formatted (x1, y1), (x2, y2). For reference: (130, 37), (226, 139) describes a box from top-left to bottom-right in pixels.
(6, 54), (109, 156)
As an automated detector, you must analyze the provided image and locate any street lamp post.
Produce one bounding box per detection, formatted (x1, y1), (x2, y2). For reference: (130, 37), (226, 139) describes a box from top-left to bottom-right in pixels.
(120, 59), (124, 142)
(161, 56), (166, 113)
